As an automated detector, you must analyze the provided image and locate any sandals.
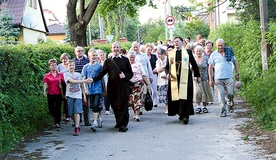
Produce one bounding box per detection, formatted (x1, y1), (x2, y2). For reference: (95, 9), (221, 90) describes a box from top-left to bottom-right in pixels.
(195, 108), (201, 113)
(195, 108), (209, 113)
(202, 108), (209, 113)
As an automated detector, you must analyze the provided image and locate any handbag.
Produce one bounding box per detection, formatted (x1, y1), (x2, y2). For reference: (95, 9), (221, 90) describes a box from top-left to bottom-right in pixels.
(144, 90), (153, 111)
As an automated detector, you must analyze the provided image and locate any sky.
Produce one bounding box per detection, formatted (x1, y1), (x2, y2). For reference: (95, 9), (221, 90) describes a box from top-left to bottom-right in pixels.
(40, 0), (187, 24)
(139, 0), (188, 24)
(41, 0), (67, 23)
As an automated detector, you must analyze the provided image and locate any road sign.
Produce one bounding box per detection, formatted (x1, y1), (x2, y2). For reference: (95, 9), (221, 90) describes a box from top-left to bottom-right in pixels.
(165, 16), (175, 26)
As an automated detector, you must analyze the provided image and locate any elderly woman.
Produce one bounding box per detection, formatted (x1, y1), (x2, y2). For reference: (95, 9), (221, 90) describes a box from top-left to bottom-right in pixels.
(193, 45), (214, 113)
(128, 51), (148, 121)
(43, 59), (65, 128)
(57, 53), (71, 122)
(145, 43), (158, 108)
(155, 48), (168, 114)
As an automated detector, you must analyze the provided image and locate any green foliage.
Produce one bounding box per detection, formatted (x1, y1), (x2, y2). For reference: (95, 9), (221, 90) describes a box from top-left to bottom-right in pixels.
(172, 5), (193, 22)
(245, 68), (276, 131)
(0, 7), (20, 42)
(63, 18), (71, 43)
(86, 42), (131, 54)
(97, 0), (148, 18)
(139, 18), (165, 44)
(229, 0), (276, 22)
(174, 18), (210, 40)
(124, 17), (139, 42)
(0, 43), (74, 153)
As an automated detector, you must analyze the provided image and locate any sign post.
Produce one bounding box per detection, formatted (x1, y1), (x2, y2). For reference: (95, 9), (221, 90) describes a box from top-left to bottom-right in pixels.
(165, 16), (175, 40)
(165, 16), (175, 26)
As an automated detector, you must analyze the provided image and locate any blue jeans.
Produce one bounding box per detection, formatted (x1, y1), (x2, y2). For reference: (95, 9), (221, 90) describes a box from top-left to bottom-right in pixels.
(87, 94), (102, 113)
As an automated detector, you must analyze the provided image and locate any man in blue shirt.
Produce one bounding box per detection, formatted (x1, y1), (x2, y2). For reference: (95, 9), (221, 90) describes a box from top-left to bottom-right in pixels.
(208, 39), (240, 117)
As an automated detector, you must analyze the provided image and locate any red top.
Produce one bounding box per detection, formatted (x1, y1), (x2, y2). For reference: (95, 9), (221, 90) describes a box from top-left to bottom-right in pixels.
(43, 72), (64, 95)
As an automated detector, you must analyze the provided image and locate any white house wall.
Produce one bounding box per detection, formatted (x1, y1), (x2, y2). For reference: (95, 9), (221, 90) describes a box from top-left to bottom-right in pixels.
(22, 0), (47, 33)
(22, 28), (46, 44)
(214, 0), (237, 26)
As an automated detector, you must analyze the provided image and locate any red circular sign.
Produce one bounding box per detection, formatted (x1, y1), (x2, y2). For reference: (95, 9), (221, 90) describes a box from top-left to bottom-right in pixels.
(165, 16), (175, 26)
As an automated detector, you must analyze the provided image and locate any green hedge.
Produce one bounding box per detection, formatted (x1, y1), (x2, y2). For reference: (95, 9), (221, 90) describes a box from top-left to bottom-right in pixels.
(0, 42), (75, 153)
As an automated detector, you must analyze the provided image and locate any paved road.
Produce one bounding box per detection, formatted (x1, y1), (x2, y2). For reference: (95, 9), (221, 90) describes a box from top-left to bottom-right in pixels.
(4, 99), (272, 160)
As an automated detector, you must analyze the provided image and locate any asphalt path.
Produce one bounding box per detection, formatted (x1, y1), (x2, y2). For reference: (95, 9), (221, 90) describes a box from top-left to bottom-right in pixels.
(6, 99), (272, 160)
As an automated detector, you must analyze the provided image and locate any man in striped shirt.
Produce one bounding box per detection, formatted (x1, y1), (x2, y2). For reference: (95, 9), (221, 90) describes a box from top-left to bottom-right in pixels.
(73, 46), (90, 126)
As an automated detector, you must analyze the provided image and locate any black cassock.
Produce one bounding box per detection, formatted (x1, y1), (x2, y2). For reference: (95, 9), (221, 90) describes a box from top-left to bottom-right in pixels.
(93, 56), (133, 128)
(165, 49), (200, 119)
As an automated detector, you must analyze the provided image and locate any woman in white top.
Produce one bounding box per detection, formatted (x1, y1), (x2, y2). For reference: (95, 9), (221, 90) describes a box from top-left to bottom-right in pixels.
(155, 48), (168, 114)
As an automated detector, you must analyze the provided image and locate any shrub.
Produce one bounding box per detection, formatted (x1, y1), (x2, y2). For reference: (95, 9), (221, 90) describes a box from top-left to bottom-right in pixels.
(0, 42), (74, 153)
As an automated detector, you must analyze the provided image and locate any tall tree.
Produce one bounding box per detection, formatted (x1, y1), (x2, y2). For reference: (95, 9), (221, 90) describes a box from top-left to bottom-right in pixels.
(139, 18), (165, 44)
(67, 0), (153, 46)
(67, 0), (99, 46)
(0, 6), (20, 42)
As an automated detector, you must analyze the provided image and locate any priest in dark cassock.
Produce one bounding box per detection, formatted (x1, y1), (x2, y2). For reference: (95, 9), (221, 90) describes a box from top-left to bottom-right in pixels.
(92, 42), (133, 132)
(166, 37), (201, 125)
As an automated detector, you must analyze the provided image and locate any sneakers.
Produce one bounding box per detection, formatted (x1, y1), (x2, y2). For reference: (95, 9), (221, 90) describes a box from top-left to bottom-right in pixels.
(105, 111), (110, 115)
(220, 109), (227, 117)
(97, 119), (103, 128)
(90, 122), (97, 132)
(65, 118), (70, 122)
(227, 99), (234, 113)
(73, 127), (80, 136)
(228, 105), (234, 113)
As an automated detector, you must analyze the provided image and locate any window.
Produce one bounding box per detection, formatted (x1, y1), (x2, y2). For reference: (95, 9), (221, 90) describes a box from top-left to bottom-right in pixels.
(28, 0), (32, 7)
(33, 0), (37, 9)
(29, 0), (37, 9)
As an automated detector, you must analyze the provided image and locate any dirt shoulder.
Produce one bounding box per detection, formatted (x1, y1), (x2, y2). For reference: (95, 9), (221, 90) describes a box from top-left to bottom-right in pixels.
(234, 97), (276, 159)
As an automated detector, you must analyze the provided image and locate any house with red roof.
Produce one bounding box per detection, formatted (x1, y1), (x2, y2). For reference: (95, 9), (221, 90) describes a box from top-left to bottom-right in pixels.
(0, 0), (48, 44)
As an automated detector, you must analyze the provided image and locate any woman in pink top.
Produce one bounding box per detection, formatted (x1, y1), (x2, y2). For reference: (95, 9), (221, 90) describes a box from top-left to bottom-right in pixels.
(43, 59), (65, 128)
(128, 51), (148, 121)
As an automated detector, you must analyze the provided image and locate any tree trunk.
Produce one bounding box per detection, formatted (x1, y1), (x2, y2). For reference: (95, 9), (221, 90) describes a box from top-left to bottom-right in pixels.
(67, 0), (100, 46)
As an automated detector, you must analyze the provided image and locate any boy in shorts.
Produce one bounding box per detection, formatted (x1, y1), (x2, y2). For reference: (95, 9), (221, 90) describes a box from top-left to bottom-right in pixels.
(82, 48), (105, 132)
(64, 60), (92, 136)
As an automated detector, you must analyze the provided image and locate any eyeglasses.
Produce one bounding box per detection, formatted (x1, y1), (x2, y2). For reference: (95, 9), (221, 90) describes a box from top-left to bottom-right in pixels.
(77, 50), (84, 52)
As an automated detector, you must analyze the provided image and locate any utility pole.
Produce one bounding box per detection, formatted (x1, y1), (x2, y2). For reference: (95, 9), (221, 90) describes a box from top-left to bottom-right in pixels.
(88, 22), (91, 45)
(259, 0), (269, 71)
(164, 0), (168, 40)
(167, 0), (173, 40)
(99, 15), (105, 40)
(137, 25), (140, 44)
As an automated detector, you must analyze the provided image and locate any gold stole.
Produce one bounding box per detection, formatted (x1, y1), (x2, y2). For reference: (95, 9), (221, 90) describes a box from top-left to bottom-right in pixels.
(168, 47), (189, 101)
